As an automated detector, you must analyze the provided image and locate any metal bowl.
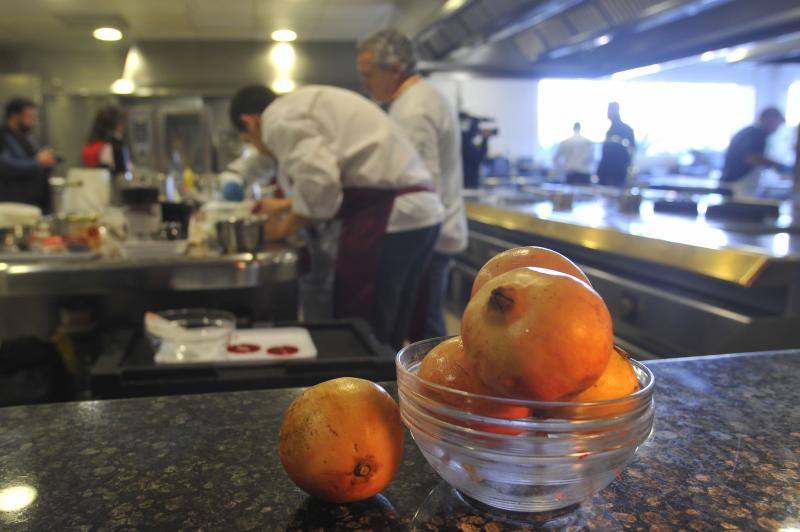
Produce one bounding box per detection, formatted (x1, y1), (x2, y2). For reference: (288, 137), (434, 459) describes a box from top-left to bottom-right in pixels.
(215, 215), (266, 254)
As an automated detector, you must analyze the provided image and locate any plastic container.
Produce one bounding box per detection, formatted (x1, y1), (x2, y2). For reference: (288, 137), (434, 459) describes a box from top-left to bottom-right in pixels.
(145, 308), (235, 363)
(396, 337), (655, 513)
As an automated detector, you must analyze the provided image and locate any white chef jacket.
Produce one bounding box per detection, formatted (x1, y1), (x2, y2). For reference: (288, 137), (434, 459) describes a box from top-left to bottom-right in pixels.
(389, 79), (468, 254)
(261, 85), (443, 233)
(555, 133), (595, 175)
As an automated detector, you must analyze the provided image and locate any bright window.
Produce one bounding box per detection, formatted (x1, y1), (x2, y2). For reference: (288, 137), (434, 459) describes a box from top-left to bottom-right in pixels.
(537, 79), (756, 156)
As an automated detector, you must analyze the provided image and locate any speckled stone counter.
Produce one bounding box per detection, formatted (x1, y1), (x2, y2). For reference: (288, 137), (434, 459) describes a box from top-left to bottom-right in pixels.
(1, 351), (798, 531)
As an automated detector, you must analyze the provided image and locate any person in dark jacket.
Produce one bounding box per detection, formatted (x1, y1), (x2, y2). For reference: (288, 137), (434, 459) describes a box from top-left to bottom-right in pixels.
(460, 113), (490, 189)
(722, 107), (786, 183)
(596, 102), (635, 188)
(0, 97), (56, 210)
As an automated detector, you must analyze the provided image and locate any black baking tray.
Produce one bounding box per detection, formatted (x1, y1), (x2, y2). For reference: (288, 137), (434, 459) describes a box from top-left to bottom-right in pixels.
(705, 201), (780, 222)
(91, 319), (395, 399)
(653, 199), (699, 216)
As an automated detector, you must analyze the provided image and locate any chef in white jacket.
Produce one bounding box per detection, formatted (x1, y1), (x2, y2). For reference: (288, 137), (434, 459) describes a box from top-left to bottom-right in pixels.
(229, 84), (443, 348)
(357, 29), (468, 340)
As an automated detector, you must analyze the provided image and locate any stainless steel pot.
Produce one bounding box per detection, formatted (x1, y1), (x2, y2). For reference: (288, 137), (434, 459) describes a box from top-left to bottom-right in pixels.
(215, 216), (266, 254)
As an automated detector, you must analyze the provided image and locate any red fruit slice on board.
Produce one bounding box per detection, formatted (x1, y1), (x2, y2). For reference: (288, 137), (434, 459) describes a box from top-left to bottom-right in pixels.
(267, 345), (299, 355)
(227, 343), (260, 354)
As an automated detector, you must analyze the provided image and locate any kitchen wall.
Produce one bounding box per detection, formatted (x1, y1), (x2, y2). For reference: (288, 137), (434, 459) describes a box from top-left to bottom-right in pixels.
(0, 47), (127, 95)
(429, 76), (539, 162)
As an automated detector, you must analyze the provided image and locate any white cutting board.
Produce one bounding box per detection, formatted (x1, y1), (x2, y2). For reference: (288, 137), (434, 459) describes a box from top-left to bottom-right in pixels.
(154, 327), (317, 364)
(224, 327), (317, 362)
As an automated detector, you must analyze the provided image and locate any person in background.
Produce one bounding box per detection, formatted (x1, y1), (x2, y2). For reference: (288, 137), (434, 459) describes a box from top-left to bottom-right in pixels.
(82, 106), (131, 174)
(722, 107), (787, 183)
(0, 97), (56, 211)
(461, 113), (491, 189)
(554, 122), (594, 185)
(356, 28), (468, 340)
(229, 84), (443, 349)
(596, 102), (635, 187)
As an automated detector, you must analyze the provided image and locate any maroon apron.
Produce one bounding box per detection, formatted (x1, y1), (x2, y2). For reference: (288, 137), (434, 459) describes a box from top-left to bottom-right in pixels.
(333, 185), (432, 319)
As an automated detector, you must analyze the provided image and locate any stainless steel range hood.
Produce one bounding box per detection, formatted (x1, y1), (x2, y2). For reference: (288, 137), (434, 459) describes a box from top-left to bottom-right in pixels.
(415, 0), (800, 77)
(121, 41), (360, 96)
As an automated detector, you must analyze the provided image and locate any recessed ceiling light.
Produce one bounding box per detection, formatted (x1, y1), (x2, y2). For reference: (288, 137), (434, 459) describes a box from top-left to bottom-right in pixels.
(726, 48), (749, 63)
(271, 29), (297, 42)
(700, 51), (716, 62)
(93, 27), (123, 42)
(110, 78), (135, 94)
(594, 34), (612, 47)
(270, 43), (296, 71)
(442, 0), (466, 13)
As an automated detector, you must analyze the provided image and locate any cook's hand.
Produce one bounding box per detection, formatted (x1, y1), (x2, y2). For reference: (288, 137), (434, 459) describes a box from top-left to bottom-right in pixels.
(36, 149), (57, 168)
(253, 197), (292, 215)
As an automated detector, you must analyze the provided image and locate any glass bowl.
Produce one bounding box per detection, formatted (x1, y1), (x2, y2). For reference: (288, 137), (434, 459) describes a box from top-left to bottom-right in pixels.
(145, 308), (236, 362)
(396, 337), (655, 513)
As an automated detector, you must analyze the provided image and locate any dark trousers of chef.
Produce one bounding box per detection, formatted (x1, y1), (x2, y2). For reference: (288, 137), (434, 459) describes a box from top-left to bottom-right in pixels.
(372, 225), (439, 349)
(333, 186), (439, 350)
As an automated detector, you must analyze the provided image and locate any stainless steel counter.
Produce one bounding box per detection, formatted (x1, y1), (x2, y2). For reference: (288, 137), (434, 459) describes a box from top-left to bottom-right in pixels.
(0, 247), (299, 297)
(466, 194), (800, 287)
(454, 189), (800, 357)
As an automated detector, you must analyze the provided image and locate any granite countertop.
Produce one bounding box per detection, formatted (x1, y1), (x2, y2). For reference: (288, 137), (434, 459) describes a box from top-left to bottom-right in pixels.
(1, 351), (798, 531)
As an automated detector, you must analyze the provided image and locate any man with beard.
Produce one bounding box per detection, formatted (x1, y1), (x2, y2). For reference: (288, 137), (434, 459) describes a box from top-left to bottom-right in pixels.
(0, 98), (57, 210)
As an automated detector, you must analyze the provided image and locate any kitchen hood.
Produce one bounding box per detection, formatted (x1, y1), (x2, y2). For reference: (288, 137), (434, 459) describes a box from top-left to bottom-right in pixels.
(414, 0), (800, 77)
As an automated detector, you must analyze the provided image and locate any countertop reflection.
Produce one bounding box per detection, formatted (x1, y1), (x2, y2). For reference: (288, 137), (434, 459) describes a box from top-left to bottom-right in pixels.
(471, 192), (800, 258)
(1, 351), (798, 530)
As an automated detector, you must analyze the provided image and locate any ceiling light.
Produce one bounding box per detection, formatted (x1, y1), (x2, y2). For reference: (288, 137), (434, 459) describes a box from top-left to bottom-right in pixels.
(271, 77), (296, 94)
(0, 485), (37, 512)
(271, 29), (297, 42)
(110, 78), (135, 95)
(611, 64), (662, 81)
(594, 34), (612, 47)
(442, 0), (466, 13)
(700, 51), (716, 62)
(726, 48), (749, 63)
(270, 43), (296, 72)
(93, 27), (122, 42)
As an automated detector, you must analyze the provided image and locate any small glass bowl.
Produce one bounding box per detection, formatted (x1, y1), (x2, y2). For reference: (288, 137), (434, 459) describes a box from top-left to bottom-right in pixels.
(146, 308), (235, 362)
(396, 337), (655, 513)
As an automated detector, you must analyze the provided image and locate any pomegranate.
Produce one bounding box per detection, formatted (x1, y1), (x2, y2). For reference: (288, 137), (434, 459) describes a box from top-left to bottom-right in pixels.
(462, 267), (612, 401)
(572, 347), (639, 402)
(471, 246), (590, 297)
(418, 336), (529, 432)
(278, 377), (403, 502)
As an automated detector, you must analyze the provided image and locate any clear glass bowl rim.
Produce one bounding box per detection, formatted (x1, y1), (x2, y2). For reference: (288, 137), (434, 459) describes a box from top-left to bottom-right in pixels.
(396, 336), (655, 409)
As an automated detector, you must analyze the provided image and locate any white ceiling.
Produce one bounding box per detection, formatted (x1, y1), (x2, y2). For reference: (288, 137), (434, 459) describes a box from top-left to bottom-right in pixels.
(0, 0), (409, 50)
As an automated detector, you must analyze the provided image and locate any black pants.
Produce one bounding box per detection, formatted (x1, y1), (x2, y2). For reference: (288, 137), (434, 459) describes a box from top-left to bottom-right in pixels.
(371, 224), (440, 350)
